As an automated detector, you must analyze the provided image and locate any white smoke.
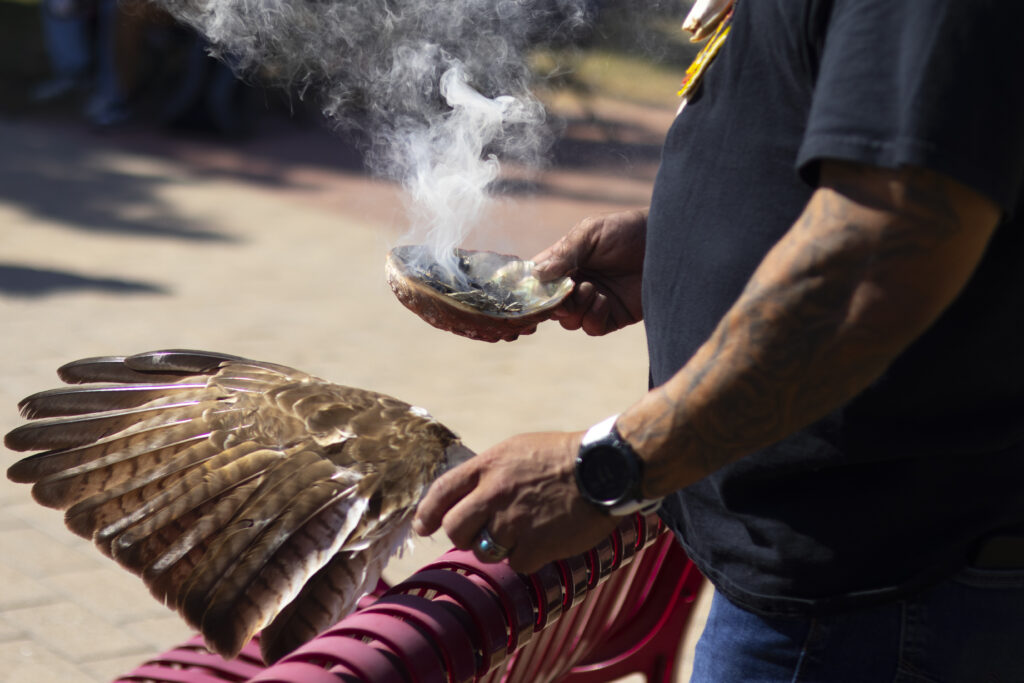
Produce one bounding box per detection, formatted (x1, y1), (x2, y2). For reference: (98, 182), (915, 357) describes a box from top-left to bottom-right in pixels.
(154, 0), (596, 269)
(401, 66), (544, 272)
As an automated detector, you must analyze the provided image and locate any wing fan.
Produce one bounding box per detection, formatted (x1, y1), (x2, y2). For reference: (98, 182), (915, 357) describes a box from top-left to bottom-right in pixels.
(4, 349), (473, 663)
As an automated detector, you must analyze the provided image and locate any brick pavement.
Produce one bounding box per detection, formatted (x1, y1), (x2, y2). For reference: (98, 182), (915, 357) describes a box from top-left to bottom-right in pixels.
(0, 99), (707, 682)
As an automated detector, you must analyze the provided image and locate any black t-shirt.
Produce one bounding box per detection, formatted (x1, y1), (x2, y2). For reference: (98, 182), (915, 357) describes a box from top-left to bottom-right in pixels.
(645, 0), (1024, 616)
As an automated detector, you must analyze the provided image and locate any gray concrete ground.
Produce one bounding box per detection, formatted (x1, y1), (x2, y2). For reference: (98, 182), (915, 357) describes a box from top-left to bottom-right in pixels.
(0, 99), (707, 682)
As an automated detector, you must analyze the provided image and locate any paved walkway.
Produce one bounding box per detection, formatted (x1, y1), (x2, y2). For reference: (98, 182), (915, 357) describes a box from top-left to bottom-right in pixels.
(0, 98), (707, 682)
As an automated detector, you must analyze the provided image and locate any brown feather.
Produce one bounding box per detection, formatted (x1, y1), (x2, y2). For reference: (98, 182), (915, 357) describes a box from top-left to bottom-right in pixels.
(176, 451), (341, 622)
(99, 443), (280, 557)
(199, 481), (368, 657)
(122, 349), (244, 374)
(114, 503), (212, 577)
(144, 479), (265, 604)
(5, 400), (219, 453)
(17, 383), (209, 419)
(62, 440), (223, 541)
(38, 417), (228, 514)
(259, 513), (411, 663)
(258, 557), (359, 663)
(7, 427), (207, 485)
(58, 355), (186, 385)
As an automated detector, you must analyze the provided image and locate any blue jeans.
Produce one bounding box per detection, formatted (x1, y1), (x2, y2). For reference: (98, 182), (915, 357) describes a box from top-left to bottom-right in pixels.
(691, 567), (1024, 682)
(40, 1), (92, 81)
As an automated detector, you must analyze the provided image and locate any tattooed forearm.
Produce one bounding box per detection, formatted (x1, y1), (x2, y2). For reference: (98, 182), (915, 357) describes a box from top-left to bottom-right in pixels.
(618, 162), (1001, 497)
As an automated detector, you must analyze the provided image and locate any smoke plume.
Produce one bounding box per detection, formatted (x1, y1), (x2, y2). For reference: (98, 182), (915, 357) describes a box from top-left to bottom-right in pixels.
(154, 0), (597, 270)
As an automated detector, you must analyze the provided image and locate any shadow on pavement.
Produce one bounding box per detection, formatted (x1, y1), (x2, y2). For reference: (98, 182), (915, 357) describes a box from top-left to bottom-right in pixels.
(0, 122), (234, 242)
(0, 263), (167, 297)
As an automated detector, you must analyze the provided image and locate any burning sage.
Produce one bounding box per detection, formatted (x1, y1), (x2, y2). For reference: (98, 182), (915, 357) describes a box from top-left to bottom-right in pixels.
(386, 245), (573, 342)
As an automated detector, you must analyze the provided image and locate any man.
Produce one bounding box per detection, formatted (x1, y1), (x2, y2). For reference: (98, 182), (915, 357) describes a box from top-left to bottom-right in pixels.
(414, 1), (1024, 679)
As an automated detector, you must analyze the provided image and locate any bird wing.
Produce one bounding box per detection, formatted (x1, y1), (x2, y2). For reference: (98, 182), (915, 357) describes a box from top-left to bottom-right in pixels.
(4, 349), (472, 662)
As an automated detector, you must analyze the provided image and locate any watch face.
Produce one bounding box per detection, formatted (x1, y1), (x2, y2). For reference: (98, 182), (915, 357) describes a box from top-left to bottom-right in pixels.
(578, 444), (633, 503)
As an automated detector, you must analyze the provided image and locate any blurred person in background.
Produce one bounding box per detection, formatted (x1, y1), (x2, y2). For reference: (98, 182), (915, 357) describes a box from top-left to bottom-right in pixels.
(33, 0), (255, 133)
(32, 0), (90, 100)
(33, 0), (128, 126)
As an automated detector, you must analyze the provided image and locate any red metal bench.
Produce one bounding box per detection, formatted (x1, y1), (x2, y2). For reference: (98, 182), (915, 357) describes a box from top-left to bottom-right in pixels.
(114, 514), (703, 683)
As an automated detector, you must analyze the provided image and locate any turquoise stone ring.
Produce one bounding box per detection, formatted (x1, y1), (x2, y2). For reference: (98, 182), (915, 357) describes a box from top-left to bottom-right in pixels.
(474, 527), (512, 562)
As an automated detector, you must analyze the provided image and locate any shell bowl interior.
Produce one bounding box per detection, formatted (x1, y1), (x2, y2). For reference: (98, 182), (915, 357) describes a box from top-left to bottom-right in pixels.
(385, 245), (573, 342)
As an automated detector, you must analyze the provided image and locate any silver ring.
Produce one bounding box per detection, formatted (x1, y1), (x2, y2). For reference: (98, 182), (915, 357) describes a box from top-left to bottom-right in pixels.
(474, 527), (512, 563)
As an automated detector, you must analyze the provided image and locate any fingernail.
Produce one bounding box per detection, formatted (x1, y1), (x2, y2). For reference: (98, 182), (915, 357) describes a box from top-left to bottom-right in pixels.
(411, 518), (426, 536)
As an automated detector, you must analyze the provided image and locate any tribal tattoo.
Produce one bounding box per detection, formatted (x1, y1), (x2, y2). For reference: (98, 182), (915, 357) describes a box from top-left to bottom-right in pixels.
(618, 161), (1001, 497)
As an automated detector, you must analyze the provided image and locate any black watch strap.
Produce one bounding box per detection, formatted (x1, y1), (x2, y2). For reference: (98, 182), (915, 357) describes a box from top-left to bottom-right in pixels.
(577, 415), (662, 516)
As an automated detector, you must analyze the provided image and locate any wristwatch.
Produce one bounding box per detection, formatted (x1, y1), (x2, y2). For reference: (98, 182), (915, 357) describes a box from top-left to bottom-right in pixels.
(574, 415), (662, 516)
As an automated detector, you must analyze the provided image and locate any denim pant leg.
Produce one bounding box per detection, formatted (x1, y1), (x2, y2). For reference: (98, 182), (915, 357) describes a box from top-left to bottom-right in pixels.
(40, 3), (91, 80)
(692, 591), (901, 683)
(691, 574), (1024, 683)
(895, 565), (1024, 682)
(691, 590), (812, 682)
(85, 0), (129, 125)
